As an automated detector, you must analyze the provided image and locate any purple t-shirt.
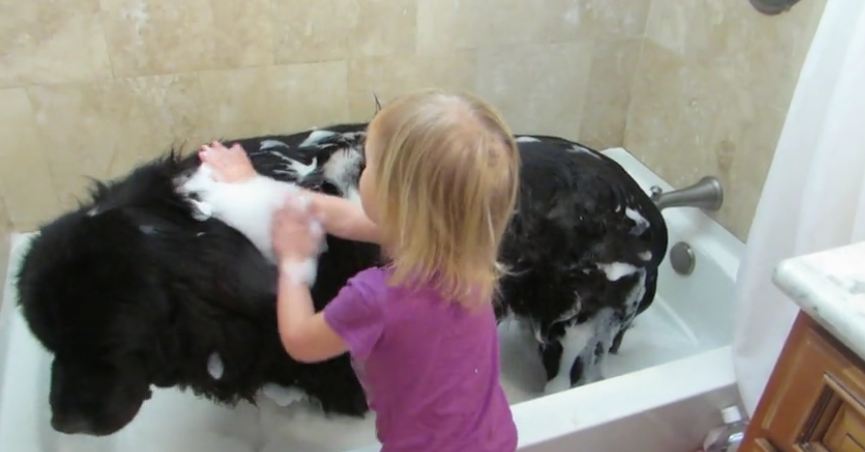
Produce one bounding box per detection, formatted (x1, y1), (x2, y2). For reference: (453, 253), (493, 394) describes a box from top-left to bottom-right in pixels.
(323, 267), (517, 452)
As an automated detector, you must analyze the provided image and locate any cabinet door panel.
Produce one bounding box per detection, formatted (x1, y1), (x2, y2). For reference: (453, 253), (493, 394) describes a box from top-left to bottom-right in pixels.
(742, 313), (865, 451)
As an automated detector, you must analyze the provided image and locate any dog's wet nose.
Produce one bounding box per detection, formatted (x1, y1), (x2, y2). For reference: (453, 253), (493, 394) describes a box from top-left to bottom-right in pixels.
(51, 414), (94, 435)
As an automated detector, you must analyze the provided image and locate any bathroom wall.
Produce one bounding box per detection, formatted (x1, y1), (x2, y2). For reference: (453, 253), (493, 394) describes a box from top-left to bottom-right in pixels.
(0, 0), (648, 232)
(625, 0), (827, 238)
(0, 0), (827, 241)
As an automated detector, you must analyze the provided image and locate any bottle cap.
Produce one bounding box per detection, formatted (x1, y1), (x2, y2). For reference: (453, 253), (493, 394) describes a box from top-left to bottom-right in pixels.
(721, 406), (742, 424)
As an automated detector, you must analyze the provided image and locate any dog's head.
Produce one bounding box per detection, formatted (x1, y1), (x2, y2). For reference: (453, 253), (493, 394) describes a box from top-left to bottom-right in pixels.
(15, 157), (197, 435)
(17, 208), (175, 435)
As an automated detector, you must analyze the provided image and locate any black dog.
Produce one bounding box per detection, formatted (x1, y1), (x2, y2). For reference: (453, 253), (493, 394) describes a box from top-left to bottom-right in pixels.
(16, 124), (666, 436)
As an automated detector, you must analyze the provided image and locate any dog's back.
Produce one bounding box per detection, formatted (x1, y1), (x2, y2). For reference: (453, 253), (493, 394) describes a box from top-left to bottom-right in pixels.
(16, 123), (667, 435)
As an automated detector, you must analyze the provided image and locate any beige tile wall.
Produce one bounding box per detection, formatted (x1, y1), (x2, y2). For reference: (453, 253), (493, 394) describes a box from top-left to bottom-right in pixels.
(1, 0), (646, 232)
(624, 0), (826, 239)
(0, 0), (826, 240)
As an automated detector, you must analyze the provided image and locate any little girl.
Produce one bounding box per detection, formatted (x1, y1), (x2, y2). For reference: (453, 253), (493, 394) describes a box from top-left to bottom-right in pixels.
(200, 90), (520, 451)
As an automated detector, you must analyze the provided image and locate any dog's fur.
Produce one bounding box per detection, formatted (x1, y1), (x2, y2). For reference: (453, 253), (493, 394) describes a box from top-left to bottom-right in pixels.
(16, 124), (666, 435)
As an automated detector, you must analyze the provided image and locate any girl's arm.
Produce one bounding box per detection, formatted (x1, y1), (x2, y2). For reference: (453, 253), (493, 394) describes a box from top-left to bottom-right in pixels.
(199, 142), (379, 244)
(308, 192), (380, 245)
(272, 203), (347, 363)
(276, 259), (347, 363)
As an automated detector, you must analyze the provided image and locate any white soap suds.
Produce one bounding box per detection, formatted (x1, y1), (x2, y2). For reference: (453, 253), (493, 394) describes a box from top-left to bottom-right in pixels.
(529, 319), (544, 344)
(515, 136), (540, 143)
(260, 140), (289, 151)
(294, 193), (311, 211)
(138, 224), (158, 235)
(125, 0), (149, 36)
(623, 270), (648, 314)
(267, 152), (318, 179)
(189, 199), (213, 221)
(340, 131), (365, 141)
(299, 130), (337, 147)
(554, 296), (582, 324)
(207, 352), (224, 380)
(308, 219), (322, 238)
(261, 383), (307, 407)
(564, 6), (580, 25)
(281, 258), (319, 287)
(346, 188), (362, 206)
(544, 321), (594, 394)
(287, 157), (317, 178)
(625, 207), (650, 235)
(322, 149), (364, 197)
(177, 164), (324, 280)
(596, 262), (638, 281)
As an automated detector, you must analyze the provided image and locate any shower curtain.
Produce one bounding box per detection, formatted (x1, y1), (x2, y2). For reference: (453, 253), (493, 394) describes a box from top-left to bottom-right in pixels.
(733, 0), (865, 415)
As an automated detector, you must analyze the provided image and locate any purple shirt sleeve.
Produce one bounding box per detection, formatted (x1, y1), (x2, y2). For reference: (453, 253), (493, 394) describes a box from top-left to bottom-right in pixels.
(323, 268), (386, 360)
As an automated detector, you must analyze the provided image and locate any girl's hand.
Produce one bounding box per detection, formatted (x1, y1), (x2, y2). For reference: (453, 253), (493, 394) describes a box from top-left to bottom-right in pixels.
(199, 141), (257, 183)
(272, 197), (324, 263)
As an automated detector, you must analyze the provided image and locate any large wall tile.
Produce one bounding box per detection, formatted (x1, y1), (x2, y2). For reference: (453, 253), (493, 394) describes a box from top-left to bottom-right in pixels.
(346, 52), (477, 121)
(625, 0), (827, 239)
(644, 0), (821, 112)
(209, 0), (275, 68)
(354, 0), (417, 57)
(273, 0), (359, 63)
(0, 89), (61, 230)
(0, 0), (112, 87)
(0, 197), (9, 234)
(197, 62), (350, 140)
(573, 0), (651, 37)
(416, 0), (477, 54)
(580, 36), (643, 149)
(477, 41), (593, 139)
(472, 0), (617, 47)
(274, 0), (415, 63)
(625, 42), (720, 188)
(106, 75), (207, 177)
(0, 0), (828, 242)
(472, 0), (556, 47)
(717, 105), (789, 239)
(99, 0), (273, 77)
(27, 74), (203, 206)
(418, 0), (649, 53)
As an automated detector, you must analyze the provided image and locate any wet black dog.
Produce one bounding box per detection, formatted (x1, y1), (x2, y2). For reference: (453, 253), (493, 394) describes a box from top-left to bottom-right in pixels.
(16, 124), (666, 435)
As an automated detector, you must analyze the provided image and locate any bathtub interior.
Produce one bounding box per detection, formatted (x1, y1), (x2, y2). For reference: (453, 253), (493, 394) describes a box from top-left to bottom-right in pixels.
(0, 147), (743, 452)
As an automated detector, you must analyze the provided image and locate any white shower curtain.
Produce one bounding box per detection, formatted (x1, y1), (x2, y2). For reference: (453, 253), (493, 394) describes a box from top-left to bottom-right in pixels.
(733, 0), (865, 415)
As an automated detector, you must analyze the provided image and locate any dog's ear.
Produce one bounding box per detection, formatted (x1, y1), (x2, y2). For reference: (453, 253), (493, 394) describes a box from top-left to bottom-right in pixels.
(372, 92), (382, 115)
(138, 290), (182, 387)
(149, 317), (181, 387)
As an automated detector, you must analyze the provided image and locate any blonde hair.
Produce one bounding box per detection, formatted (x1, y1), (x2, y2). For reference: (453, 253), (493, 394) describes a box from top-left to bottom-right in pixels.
(368, 90), (520, 307)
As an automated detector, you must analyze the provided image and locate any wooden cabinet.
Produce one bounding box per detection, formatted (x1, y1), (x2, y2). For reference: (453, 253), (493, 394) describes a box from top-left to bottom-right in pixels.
(741, 312), (865, 451)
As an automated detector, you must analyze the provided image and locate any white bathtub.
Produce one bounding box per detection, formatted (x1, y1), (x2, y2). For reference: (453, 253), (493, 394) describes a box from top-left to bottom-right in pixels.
(0, 148), (743, 452)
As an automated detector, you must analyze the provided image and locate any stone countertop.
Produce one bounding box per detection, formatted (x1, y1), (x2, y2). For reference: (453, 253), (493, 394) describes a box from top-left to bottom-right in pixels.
(774, 241), (865, 360)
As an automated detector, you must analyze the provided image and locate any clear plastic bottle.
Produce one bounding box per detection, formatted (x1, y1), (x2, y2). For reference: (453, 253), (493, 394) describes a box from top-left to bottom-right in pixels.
(702, 406), (746, 452)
